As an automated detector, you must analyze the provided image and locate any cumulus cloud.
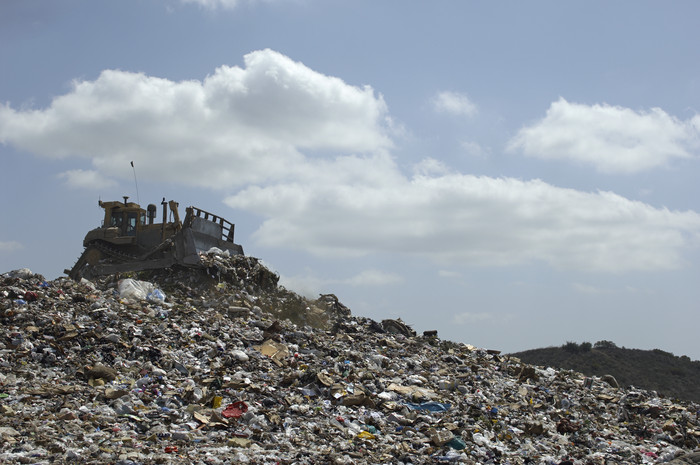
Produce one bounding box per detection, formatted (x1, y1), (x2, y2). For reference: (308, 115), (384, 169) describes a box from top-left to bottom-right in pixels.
(2, 50), (699, 274)
(57, 169), (117, 189)
(226, 161), (700, 272)
(0, 49), (391, 189)
(412, 158), (450, 176)
(0, 240), (22, 252)
(432, 91), (478, 117)
(508, 98), (700, 173)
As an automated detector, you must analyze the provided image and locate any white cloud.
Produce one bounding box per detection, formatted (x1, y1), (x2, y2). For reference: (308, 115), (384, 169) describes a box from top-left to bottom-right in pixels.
(460, 140), (490, 158)
(2, 51), (699, 275)
(227, 161), (700, 272)
(345, 269), (402, 287)
(0, 49), (391, 190)
(412, 158), (450, 176)
(432, 91), (478, 117)
(57, 169), (117, 189)
(0, 240), (22, 252)
(508, 98), (700, 173)
(453, 312), (492, 325)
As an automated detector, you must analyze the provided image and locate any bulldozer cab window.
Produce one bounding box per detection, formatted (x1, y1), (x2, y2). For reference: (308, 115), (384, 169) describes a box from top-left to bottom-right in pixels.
(109, 210), (123, 228)
(126, 212), (138, 236)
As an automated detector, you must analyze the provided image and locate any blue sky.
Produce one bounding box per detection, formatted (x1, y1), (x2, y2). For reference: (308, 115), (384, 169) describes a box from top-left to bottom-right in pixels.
(2, 1), (700, 358)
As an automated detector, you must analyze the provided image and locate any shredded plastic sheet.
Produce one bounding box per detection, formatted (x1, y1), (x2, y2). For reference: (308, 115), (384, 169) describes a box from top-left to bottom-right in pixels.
(404, 401), (452, 412)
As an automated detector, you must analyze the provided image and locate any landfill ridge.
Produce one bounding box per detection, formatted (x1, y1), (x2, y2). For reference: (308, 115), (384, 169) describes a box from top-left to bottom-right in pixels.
(1, 253), (700, 465)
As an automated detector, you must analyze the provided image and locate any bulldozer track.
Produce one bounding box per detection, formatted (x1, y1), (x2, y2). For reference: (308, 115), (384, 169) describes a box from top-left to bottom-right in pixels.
(67, 240), (138, 280)
(90, 240), (140, 262)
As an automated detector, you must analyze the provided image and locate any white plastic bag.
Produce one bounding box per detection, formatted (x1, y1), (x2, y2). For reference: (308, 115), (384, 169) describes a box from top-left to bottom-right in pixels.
(206, 247), (230, 257)
(118, 278), (164, 302)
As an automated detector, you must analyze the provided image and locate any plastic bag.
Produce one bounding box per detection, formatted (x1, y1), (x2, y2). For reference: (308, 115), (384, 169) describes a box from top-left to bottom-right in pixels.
(147, 288), (166, 303)
(206, 247), (230, 257)
(118, 278), (163, 302)
(222, 401), (248, 419)
(7, 268), (33, 279)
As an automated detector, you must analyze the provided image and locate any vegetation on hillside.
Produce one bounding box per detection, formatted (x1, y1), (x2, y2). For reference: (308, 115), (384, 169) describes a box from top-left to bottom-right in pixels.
(510, 341), (700, 403)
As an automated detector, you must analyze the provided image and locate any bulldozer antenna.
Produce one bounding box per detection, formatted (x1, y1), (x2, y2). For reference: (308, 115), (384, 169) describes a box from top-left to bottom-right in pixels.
(130, 161), (140, 205)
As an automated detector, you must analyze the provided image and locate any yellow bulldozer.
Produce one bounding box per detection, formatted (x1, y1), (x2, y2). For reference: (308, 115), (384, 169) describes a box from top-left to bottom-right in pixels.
(67, 196), (244, 280)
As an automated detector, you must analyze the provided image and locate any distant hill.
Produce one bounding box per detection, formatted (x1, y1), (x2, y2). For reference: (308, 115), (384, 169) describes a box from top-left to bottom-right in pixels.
(509, 341), (700, 403)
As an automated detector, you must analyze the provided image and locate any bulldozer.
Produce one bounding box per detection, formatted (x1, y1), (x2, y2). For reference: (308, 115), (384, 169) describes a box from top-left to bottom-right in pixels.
(67, 196), (244, 280)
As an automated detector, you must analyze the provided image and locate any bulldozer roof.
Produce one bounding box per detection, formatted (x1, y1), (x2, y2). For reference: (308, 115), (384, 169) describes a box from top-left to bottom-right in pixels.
(99, 200), (142, 210)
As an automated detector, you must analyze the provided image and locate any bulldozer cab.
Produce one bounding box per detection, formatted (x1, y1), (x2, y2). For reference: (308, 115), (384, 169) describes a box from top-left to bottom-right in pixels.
(100, 197), (146, 237)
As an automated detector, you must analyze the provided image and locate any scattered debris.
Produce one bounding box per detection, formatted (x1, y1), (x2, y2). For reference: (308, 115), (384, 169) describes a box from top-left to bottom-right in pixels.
(1, 263), (699, 464)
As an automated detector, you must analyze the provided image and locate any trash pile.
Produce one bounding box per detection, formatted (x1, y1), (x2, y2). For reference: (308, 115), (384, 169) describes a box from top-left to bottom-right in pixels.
(2, 255), (700, 464)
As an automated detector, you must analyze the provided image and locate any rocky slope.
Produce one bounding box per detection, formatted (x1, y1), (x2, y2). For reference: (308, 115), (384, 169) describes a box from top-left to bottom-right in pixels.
(1, 254), (700, 464)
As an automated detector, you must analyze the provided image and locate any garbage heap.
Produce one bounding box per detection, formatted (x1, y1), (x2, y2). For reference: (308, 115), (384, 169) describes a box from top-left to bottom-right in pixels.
(2, 258), (700, 465)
